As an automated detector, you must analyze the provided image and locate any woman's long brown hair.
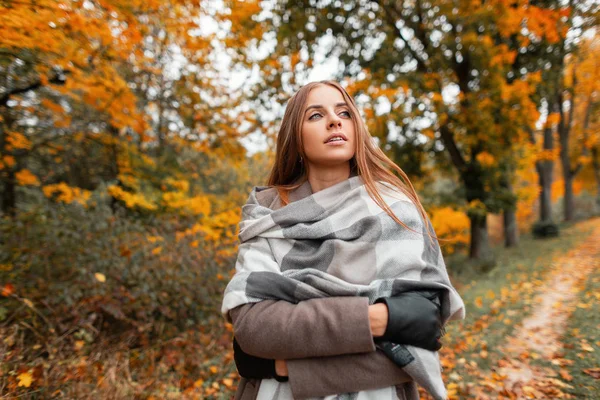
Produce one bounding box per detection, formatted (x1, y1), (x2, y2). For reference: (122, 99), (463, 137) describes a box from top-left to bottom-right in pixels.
(266, 80), (434, 237)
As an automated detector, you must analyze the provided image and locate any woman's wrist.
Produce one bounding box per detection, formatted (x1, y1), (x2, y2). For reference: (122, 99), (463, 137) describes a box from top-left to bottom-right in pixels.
(275, 359), (288, 377)
(368, 303), (388, 337)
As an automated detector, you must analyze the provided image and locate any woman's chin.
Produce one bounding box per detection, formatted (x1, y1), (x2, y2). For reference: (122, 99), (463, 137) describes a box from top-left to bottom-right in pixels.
(308, 157), (354, 168)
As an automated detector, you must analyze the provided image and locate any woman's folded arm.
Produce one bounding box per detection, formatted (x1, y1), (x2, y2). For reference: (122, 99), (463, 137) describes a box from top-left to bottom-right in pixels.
(229, 296), (376, 359)
(286, 350), (412, 399)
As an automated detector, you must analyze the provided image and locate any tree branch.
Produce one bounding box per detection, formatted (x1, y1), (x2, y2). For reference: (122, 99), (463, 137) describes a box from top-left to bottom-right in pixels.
(0, 73), (67, 107)
(373, 0), (429, 73)
(439, 123), (467, 172)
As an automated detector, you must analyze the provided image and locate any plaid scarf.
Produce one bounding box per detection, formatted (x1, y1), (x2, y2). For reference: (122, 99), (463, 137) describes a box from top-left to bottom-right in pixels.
(222, 176), (465, 400)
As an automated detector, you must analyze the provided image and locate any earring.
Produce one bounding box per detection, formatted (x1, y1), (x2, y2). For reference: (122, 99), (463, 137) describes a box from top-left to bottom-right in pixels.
(299, 156), (303, 164)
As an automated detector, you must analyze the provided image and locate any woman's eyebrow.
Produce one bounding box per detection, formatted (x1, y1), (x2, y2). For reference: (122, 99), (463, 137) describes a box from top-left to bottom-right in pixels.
(304, 102), (349, 114)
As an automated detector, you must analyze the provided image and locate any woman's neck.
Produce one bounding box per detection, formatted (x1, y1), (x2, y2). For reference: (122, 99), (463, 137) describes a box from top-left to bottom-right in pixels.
(306, 163), (351, 193)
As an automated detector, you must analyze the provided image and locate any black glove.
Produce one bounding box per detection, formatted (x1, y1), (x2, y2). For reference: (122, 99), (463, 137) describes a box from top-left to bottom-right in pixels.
(233, 337), (288, 382)
(375, 291), (443, 351)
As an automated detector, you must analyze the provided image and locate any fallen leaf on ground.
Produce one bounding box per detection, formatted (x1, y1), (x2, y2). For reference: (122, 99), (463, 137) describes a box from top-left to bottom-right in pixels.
(1, 283), (15, 297)
(580, 343), (594, 352)
(559, 369), (573, 381)
(222, 378), (234, 388)
(17, 371), (33, 388)
(582, 368), (600, 379)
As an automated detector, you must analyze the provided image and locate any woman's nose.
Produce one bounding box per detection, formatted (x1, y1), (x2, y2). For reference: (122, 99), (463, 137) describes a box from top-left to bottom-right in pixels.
(328, 115), (342, 129)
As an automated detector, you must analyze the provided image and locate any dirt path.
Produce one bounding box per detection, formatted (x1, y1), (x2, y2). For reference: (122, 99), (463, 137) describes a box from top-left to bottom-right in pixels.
(474, 224), (600, 399)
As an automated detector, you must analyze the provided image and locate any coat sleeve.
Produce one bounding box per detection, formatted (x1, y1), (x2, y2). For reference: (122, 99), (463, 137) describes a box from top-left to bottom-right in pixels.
(230, 297), (412, 399)
(286, 350), (412, 399)
(229, 296), (376, 359)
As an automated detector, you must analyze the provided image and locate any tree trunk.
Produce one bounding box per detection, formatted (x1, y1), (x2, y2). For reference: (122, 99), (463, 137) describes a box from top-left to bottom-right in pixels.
(563, 170), (575, 221)
(501, 171), (518, 247)
(462, 162), (493, 260)
(1, 169), (16, 217)
(504, 209), (518, 247)
(581, 95), (598, 212)
(469, 214), (492, 259)
(0, 109), (16, 216)
(557, 87), (576, 221)
(539, 124), (554, 222)
(592, 146), (600, 210)
(108, 125), (121, 213)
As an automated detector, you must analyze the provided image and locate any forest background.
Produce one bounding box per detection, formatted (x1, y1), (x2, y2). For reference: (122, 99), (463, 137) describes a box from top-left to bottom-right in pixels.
(0, 0), (599, 398)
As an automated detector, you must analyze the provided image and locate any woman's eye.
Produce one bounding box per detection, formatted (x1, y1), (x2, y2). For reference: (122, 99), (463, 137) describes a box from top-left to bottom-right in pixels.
(308, 113), (322, 120)
(340, 111), (351, 118)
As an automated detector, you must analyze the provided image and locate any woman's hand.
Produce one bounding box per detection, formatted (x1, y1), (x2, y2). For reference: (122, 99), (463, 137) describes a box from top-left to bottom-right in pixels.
(275, 360), (288, 377)
(368, 303), (388, 337)
(233, 337), (289, 381)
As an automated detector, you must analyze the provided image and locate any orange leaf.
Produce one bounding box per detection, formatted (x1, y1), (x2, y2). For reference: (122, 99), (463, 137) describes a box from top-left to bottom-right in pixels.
(580, 343), (594, 352)
(222, 378), (234, 388)
(559, 369), (573, 381)
(17, 371), (33, 388)
(474, 297), (483, 308)
(193, 379), (204, 388)
(582, 368), (600, 379)
(1, 283), (15, 297)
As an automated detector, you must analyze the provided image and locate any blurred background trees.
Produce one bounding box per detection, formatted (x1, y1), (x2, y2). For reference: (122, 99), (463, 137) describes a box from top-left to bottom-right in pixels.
(226, 0), (599, 258)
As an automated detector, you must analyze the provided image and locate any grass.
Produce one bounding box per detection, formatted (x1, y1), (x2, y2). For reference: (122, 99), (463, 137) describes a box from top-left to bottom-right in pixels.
(558, 260), (600, 398)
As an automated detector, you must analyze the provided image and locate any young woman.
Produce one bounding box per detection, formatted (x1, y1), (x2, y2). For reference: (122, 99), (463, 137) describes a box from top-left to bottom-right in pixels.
(222, 81), (465, 400)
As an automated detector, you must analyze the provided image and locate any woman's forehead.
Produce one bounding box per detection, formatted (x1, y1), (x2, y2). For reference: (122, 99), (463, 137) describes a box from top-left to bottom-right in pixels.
(305, 85), (345, 105)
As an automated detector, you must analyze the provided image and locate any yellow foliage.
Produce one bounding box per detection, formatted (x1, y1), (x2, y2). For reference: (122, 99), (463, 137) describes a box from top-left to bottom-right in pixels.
(15, 169), (40, 186)
(118, 174), (141, 191)
(147, 235), (164, 243)
(107, 185), (157, 210)
(514, 144), (539, 232)
(536, 149), (560, 161)
(43, 182), (91, 205)
(163, 178), (190, 192)
(546, 113), (561, 127)
(3, 155), (16, 168)
(549, 178), (583, 203)
(476, 152), (496, 168)
(431, 93), (444, 103)
(422, 129), (436, 140)
(430, 207), (470, 255)
(161, 191), (211, 216)
(0, 0), (146, 131)
(175, 209), (240, 246)
(17, 371), (33, 388)
(6, 131), (32, 150)
(467, 199), (486, 212)
(151, 246), (163, 255)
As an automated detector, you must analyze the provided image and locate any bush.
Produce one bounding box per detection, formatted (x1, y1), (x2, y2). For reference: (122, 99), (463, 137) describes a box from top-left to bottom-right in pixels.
(532, 220), (560, 238)
(0, 201), (235, 343)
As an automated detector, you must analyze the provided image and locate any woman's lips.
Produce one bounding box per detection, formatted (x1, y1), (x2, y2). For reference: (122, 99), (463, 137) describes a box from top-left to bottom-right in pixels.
(325, 140), (347, 146)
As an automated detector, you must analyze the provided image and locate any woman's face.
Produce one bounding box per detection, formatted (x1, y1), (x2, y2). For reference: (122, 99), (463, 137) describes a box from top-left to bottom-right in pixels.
(300, 85), (356, 168)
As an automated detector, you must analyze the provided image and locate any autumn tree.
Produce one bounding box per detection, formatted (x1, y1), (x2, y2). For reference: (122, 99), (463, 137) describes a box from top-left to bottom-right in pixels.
(0, 0), (151, 214)
(569, 35), (600, 208)
(228, 0), (565, 259)
(0, 0), (258, 218)
(514, 1), (599, 223)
